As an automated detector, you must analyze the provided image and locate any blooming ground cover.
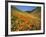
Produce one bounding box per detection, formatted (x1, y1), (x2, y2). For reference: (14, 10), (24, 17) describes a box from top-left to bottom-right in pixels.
(11, 6), (41, 31)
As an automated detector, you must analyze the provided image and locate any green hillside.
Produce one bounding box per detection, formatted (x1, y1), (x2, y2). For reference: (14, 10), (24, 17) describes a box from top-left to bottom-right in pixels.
(31, 7), (41, 17)
(11, 6), (41, 31)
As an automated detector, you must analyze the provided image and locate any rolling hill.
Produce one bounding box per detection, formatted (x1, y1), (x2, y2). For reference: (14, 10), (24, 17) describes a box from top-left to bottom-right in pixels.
(11, 6), (41, 31)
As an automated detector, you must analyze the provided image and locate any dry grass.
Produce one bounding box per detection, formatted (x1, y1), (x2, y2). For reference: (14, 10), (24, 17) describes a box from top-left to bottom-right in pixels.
(11, 7), (41, 31)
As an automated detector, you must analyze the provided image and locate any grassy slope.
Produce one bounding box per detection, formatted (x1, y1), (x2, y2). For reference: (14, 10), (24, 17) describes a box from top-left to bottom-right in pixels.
(30, 7), (41, 30)
(11, 7), (41, 30)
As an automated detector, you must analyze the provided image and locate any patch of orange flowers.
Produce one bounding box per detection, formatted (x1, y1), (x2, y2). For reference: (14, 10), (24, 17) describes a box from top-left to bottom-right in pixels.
(15, 13), (33, 30)
(15, 13), (29, 24)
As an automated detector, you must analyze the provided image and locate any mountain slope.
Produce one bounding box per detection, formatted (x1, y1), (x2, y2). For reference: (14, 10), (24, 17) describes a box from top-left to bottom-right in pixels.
(11, 6), (41, 31)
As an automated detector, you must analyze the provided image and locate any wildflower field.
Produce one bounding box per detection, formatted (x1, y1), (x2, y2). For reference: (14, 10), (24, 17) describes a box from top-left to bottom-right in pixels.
(11, 6), (41, 31)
